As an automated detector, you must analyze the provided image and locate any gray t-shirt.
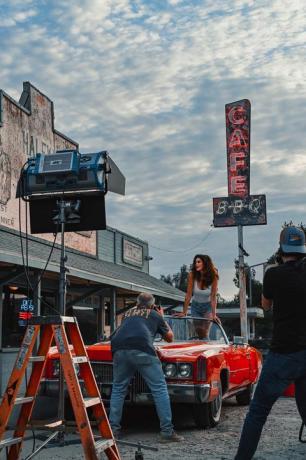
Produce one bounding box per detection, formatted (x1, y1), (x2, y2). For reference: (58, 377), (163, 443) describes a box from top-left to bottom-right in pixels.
(111, 307), (169, 356)
(192, 281), (211, 303)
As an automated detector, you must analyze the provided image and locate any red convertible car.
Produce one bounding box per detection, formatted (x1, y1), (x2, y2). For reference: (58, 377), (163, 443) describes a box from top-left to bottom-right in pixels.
(42, 316), (262, 428)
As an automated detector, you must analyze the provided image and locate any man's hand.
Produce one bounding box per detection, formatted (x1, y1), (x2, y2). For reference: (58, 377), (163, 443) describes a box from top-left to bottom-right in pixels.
(163, 328), (174, 343)
(173, 311), (187, 317)
(153, 305), (164, 316)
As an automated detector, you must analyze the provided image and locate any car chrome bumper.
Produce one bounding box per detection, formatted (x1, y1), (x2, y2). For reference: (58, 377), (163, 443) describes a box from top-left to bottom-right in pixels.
(168, 383), (210, 403)
(134, 383), (211, 404)
(40, 379), (211, 404)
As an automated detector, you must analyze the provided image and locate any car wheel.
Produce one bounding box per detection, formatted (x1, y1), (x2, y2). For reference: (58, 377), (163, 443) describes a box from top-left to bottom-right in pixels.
(236, 384), (255, 406)
(192, 383), (222, 428)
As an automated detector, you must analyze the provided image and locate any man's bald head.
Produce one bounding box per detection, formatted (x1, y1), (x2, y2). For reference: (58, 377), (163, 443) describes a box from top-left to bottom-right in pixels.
(136, 292), (155, 308)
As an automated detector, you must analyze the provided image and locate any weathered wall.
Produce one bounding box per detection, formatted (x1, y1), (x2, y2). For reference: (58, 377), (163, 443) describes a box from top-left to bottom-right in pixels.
(97, 227), (149, 273)
(0, 82), (96, 255)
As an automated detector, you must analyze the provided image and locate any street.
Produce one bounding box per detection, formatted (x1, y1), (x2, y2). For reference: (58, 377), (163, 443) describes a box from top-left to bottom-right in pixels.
(14, 397), (306, 460)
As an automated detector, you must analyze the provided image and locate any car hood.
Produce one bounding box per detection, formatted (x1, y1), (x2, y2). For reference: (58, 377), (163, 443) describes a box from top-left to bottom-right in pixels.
(86, 341), (226, 361)
(155, 341), (226, 359)
(47, 341), (227, 361)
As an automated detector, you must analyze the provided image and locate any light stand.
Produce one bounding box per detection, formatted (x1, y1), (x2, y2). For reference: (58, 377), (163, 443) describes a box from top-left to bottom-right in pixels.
(15, 148), (126, 455)
(56, 198), (71, 444)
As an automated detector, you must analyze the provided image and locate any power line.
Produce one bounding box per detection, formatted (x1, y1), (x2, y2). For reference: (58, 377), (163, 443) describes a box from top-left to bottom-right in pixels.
(150, 225), (214, 253)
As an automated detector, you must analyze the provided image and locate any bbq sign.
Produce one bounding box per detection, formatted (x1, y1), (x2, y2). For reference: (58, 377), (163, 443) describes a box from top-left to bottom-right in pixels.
(213, 99), (267, 227)
(226, 99), (250, 197)
(213, 195), (267, 227)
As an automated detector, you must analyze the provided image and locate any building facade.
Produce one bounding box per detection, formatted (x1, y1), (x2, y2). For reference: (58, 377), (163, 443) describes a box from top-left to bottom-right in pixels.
(0, 82), (184, 396)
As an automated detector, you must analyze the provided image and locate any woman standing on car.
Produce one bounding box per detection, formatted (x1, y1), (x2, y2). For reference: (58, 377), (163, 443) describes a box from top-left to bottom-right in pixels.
(179, 254), (219, 322)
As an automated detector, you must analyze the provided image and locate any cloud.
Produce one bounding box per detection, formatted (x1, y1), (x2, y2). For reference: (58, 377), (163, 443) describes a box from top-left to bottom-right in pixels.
(1, 0), (306, 299)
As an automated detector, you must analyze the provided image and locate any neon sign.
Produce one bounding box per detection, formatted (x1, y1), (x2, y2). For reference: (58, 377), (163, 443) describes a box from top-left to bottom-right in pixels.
(226, 99), (250, 197)
(213, 99), (267, 227)
(18, 298), (34, 326)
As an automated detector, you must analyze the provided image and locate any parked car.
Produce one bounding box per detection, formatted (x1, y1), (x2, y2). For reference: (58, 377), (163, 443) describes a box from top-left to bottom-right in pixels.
(42, 316), (262, 428)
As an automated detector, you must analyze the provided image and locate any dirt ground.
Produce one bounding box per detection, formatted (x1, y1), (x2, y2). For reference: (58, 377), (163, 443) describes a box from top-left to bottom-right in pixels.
(5, 397), (306, 460)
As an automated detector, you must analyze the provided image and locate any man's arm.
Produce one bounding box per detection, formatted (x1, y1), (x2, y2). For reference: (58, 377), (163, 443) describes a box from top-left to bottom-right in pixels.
(261, 294), (273, 311)
(155, 307), (174, 342)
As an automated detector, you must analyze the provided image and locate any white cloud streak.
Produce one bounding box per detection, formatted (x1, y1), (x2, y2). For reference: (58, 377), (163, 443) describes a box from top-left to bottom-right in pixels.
(1, 0), (306, 298)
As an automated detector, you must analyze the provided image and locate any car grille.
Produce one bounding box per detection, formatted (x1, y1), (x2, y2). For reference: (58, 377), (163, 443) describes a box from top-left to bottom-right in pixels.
(91, 361), (113, 384)
(91, 361), (150, 393)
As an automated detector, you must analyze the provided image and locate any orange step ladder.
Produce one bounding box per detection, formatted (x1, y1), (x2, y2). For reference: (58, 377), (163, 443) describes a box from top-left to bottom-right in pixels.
(0, 315), (121, 460)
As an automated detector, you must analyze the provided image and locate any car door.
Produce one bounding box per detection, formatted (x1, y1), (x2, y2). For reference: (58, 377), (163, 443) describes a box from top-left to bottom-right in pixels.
(225, 343), (251, 390)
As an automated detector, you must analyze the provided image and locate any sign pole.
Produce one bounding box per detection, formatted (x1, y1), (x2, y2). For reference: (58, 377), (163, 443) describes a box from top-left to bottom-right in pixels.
(213, 99), (266, 343)
(238, 224), (248, 341)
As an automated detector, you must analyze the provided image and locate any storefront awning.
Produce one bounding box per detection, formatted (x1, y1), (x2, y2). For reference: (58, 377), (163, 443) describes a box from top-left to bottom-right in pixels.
(0, 226), (184, 302)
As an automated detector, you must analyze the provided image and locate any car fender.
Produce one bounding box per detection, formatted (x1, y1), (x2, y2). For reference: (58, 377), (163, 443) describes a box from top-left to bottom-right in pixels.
(205, 352), (228, 401)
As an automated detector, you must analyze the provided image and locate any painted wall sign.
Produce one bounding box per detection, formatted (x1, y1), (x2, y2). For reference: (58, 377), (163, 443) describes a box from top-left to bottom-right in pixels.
(123, 238), (143, 267)
(0, 81), (97, 255)
(226, 99), (251, 197)
(213, 195), (267, 227)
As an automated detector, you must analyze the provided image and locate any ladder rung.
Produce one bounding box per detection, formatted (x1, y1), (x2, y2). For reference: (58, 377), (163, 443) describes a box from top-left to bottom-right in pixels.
(29, 356), (45, 362)
(15, 396), (35, 405)
(95, 439), (115, 453)
(62, 316), (76, 323)
(84, 397), (101, 408)
(0, 437), (23, 448)
(30, 315), (76, 325)
(30, 420), (63, 430)
(73, 356), (88, 364)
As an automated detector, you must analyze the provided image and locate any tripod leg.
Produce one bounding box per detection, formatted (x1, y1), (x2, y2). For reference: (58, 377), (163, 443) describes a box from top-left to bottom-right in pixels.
(25, 431), (59, 460)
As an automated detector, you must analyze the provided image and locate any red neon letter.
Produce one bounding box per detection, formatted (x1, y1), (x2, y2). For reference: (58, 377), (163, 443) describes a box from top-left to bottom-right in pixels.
(228, 129), (248, 149)
(228, 106), (246, 125)
(230, 152), (246, 172)
(230, 176), (248, 195)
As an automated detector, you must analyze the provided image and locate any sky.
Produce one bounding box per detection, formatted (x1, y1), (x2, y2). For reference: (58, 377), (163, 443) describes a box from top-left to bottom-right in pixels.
(1, 0), (306, 299)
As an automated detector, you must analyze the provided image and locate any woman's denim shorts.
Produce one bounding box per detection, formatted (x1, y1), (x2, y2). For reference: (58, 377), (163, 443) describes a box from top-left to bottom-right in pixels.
(190, 300), (212, 318)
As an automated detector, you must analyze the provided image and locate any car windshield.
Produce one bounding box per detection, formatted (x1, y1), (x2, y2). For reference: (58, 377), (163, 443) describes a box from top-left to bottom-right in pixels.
(155, 316), (228, 343)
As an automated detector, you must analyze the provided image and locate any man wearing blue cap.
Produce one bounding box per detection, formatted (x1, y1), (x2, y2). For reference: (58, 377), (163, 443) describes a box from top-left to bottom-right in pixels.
(235, 225), (306, 459)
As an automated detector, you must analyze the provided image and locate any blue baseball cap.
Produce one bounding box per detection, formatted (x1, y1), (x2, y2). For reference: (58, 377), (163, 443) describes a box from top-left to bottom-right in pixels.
(279, 226), (306, 254)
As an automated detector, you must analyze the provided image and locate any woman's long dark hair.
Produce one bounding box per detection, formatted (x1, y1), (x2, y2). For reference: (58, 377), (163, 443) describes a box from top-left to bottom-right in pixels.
(191, 254), (218, 289)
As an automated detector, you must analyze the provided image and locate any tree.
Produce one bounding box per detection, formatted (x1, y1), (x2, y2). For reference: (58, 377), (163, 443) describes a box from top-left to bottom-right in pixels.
(160, 264), (189, 292)
(232, 260), (262, 307)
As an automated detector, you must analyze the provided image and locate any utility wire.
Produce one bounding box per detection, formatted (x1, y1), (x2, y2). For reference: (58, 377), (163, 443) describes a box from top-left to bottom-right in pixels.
(18, 193), (60, 315)
(150, 225), (214, 253)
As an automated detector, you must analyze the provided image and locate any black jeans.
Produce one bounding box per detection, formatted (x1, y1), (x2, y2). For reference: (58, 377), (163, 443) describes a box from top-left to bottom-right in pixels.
(235, 349), (306, 459)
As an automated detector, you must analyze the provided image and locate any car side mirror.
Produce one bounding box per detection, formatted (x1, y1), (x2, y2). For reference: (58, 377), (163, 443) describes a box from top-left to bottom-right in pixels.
(233, 336), (247, 346)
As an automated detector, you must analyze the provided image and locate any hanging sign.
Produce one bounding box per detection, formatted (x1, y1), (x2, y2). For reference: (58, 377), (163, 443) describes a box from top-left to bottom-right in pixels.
(213, 195), (267, 227)
(18, 298), (34, 326)
(226, 99), (251, 198)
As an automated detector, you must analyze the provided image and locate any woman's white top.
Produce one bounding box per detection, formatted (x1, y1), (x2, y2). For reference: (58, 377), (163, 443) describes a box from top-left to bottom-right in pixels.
(193, 281), (211, 303)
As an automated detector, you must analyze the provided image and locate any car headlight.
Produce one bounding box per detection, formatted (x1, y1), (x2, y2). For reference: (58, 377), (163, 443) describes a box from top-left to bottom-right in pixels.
(163, 363), (177, 378)
(178, 363), (192, 378)
(52, 359), (60, 377)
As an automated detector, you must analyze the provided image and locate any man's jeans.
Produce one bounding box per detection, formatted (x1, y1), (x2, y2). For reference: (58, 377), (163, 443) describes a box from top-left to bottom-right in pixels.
(109, 349), (173, 435)
(235, 349), (306, 459)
